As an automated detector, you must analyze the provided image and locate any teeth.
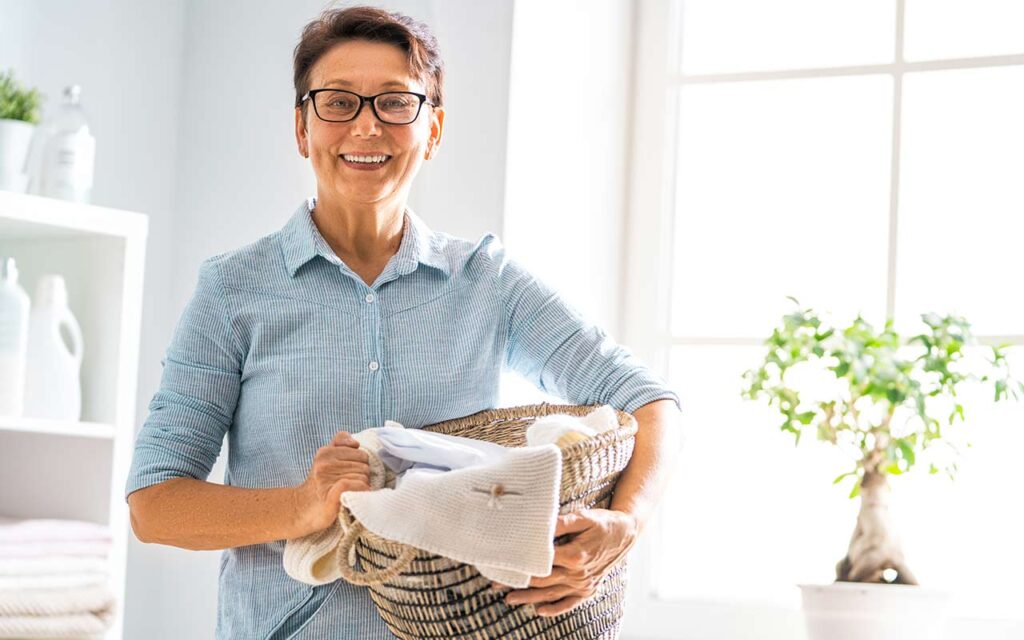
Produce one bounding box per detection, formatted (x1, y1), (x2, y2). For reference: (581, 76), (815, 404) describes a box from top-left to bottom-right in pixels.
(343, 154), (388, 163)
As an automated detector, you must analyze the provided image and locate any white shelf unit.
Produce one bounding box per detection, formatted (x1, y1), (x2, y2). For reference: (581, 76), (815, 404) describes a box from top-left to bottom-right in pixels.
(0, 190), (147, 640)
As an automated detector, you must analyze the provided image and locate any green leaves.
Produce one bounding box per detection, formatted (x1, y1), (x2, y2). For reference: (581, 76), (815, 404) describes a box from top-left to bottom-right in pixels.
(0, 70), (42, 124)
(739, 299), (1023, 487)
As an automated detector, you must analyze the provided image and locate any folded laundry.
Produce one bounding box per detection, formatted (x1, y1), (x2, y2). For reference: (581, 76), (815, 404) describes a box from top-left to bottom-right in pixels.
(0, 556), (109, 578)
(0, 572), (108, 590)
(374, 421), (511, 488)
(0, 583), (115, 639)
(285, 421), (562, 589)
(525, 404), (619, 448)
(0, 518), (111, 545)
(0, 540), (110, 560)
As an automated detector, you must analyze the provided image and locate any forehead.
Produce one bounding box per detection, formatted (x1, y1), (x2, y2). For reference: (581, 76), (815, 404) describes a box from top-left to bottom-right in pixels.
(309, 39), (423, 91)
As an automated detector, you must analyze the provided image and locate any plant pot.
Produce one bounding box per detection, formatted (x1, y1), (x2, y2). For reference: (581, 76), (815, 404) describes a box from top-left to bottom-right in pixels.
(799, 582), (950, 640)
(0, 118), (36, 193)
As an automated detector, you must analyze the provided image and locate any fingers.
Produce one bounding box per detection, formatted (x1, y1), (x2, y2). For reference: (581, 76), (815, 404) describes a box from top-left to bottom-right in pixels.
(332, 431), (360, 447)
(554, 511), (593, 537)
(524, 566), (587, 589)
(504, 583), (580, 606)
(317, 442), (369, 464)
(552, 541), (587, 569)
(535, 595), (587, 617)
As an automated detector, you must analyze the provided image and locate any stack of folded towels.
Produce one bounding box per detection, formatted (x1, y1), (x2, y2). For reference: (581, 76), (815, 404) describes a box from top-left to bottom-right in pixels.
(0, 516), (116, 639)
(284, 404), (620, 589)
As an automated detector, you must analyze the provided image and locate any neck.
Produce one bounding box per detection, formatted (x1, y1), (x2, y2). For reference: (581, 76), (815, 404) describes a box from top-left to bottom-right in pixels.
(311, 193), (406, 265)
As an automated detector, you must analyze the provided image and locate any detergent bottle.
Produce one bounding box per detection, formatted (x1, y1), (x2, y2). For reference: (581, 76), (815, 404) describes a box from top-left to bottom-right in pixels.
(23, 275), (84, 421)
(0, 258), (30, 417)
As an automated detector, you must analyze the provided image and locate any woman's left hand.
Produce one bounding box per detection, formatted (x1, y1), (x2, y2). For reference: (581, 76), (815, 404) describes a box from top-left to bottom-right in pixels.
(495, 508), (639, 617)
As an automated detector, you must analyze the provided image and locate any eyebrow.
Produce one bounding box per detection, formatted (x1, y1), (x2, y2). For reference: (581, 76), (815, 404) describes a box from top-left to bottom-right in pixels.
(321, 79), (411, 90)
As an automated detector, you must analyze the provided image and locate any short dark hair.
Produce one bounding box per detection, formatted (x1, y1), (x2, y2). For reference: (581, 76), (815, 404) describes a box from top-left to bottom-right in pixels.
(293, 6), (445, 123)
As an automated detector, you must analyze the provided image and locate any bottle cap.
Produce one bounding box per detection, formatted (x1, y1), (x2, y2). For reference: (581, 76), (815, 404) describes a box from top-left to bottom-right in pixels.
(1, 257), (18, 283)
(34, 275), (68, 308)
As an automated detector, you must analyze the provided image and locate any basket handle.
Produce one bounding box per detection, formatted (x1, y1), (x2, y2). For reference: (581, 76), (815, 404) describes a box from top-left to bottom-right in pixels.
(335, 508), (417, 586)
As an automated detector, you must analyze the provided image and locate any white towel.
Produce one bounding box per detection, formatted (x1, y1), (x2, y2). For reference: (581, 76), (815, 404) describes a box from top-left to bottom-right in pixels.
(0, 584), (116, 638)
(525, 404), (619, 447)
(0, 556), (109, 578)
(0, 541), (110, 559)
(0, 518), (112, 544)
(284, 423), (562, 588)
(0, 572), (108, 590)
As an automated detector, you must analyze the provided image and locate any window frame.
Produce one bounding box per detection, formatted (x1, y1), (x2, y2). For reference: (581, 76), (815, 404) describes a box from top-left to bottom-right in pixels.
(620, 1), (1024, 637)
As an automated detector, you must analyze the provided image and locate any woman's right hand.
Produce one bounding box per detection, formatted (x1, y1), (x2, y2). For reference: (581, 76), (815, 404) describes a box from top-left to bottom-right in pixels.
(295, 431), (372, 533)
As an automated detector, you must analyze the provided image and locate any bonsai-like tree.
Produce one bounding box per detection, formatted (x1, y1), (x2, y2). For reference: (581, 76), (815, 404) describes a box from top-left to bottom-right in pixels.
(0, 69), (42, 124)
(741, 298), (1022, 585)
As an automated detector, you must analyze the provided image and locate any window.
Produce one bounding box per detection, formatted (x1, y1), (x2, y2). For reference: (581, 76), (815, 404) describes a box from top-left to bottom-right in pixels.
(623, 1), (1024, 637)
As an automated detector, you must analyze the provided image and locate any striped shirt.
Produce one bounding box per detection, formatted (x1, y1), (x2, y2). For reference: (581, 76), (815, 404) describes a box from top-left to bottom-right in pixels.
(124, 197), (681, 639)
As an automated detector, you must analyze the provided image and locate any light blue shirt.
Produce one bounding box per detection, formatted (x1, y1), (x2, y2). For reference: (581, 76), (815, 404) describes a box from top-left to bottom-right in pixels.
(125, 198), (680, 639)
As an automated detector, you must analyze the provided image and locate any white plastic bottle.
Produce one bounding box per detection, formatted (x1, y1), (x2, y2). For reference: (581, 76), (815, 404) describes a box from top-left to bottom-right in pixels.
(0, 258), (31, 417)
(38, 85), (96, 203)
(23, 275), (83, 421)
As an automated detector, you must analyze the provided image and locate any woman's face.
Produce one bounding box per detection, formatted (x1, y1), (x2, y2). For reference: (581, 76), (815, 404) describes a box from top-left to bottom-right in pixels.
(295, 39), (444, 209)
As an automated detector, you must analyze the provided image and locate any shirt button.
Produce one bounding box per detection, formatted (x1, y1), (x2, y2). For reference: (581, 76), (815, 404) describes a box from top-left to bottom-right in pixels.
(368, 361), (379, 371)
(365, 293), (375, 303)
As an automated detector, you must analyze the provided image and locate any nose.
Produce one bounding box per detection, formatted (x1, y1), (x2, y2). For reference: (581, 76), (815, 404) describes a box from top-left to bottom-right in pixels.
(350, 99), (381, 137)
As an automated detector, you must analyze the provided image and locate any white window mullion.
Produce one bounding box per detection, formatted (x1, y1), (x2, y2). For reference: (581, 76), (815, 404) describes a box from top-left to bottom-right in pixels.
(887, 0), (906, 319)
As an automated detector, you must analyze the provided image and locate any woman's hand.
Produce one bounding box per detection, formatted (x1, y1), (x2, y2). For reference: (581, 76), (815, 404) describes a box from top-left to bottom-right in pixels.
(495, 508), (639, 616)
(293, 431), (371, 534)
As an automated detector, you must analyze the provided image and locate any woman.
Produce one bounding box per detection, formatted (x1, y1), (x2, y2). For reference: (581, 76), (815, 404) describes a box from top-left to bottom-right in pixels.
(125, 6), (681, 639)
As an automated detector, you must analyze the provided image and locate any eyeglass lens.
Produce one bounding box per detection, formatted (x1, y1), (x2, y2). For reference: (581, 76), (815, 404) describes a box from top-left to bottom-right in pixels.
(313, 90), (421, 123)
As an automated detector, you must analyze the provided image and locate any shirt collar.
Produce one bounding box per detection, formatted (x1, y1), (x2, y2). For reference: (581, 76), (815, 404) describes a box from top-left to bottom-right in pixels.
(280, 196), (450, 279)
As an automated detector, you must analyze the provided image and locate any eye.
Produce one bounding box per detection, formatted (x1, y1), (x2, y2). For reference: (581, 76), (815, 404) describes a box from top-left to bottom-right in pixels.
(327, 96), (357, 110)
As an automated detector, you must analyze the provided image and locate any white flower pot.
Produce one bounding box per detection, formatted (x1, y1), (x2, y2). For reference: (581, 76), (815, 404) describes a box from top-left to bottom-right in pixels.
(799, 582), (950, 640)
(0, 118), (36, 193)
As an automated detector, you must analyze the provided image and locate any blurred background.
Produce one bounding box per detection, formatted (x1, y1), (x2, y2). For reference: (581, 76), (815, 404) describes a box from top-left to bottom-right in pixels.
(1, 0), (1022, 638)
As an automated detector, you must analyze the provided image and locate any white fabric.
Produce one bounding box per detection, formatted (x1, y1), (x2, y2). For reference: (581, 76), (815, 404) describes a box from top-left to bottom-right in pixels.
(525, 404), (619, 447)
(0, 572), (107, 590)
(0, 518), (111, 544)
(374, 422), (510, 487)
(0, 584), (116, 638)
(285, 422), (563, 588)
(0, 557), (109, 578)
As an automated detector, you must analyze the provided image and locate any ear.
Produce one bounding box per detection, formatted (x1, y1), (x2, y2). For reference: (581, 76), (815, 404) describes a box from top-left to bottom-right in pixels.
(295, 106), (309, 158)
(425, 106), (445, 160)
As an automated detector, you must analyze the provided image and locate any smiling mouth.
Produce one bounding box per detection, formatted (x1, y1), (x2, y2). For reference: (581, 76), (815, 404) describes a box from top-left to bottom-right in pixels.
(340, 153), (392, 164)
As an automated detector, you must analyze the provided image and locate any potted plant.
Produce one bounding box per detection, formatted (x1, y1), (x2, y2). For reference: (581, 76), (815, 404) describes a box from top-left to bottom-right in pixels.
(741, 299), (1022, 640)
(0, 69), (42, 193)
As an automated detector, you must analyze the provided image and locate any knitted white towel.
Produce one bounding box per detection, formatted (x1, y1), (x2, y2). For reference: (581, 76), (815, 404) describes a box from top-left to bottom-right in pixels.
(284, 424), (562, 589)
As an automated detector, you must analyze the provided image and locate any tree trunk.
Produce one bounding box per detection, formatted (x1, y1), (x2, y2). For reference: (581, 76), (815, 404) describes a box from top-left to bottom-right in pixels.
(834, 471), (918, 585)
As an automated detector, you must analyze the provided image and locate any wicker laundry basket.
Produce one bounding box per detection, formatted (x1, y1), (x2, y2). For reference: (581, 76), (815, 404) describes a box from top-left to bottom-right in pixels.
(334, 402), (638, 640)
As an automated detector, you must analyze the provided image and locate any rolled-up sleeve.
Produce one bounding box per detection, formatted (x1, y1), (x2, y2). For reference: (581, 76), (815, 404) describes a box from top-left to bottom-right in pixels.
(491, 239), (681, 415)
(124, 258), (244, 501)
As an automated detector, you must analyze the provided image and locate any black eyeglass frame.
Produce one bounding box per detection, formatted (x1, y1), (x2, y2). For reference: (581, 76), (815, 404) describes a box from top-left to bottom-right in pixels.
(300, 89), (432, 124)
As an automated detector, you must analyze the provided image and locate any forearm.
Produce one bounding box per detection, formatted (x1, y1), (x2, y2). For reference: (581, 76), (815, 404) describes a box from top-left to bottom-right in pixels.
(609, 398), (682, 535)
(128, 477), (312, 550)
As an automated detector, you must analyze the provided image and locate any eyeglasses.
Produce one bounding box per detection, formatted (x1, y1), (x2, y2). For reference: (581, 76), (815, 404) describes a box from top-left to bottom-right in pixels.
(300, 89), (432, 124)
